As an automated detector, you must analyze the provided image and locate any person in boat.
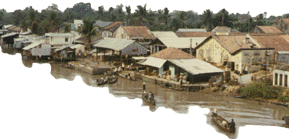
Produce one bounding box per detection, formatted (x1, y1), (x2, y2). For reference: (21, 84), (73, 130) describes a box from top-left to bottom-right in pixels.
(222, 120), (228, 128)
(127, 73), (131, 79)
(122, 62), (125, 71)
(229, 119), (235, 130)
(149, 92), (154, 101)
(114, 68), (117, 75)
(212, 109), (218, 116)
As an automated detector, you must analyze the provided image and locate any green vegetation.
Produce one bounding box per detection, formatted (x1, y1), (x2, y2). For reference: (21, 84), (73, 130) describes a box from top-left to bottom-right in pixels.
(240, 81), (283, 99)
(1, 3), (288, 34)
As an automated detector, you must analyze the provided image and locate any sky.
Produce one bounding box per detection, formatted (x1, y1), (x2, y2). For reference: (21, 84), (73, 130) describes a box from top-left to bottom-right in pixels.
(1, 0), (289, 17)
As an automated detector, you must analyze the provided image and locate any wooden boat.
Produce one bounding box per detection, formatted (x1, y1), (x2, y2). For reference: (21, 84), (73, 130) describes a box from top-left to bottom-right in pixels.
(142, 91), (156, 105)
(118, 73), (136, 81)
(96, 78), (108, 86)
(232, 95), (246, 99)
(282, 116), (289, 125)
(211, 112), (235, 133)
(108, 77), (118, 84)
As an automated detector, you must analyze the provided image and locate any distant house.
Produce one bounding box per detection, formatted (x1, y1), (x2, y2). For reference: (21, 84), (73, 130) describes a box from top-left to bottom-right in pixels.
(175, 32), (215, 38)
(0, 33), (19, 46)
(22, 43), (52, 59)
(274, 18), (289, 34)
(45, 33), (74, 46)
(13, 38), (31, 49)
(113, 26), (156, 41)
(102, 22), (125, 38)
(93, 38), (148, 56)
(95, 20), (113, 28)
(273, 68), (289, 88)
(70, 44), (85, 56)
(74, 20), (83, 30)
(7, 26), (22, 33)
(250, 34), (289, 64)
(140, 48), (223, 83)
(150, 31), (206, 55)
(0, 29), (8, 37)
(250, 26), (283, 34)
(196, 34), (275, 73)
(176, 28), (207, 33)
(212, 26), (231, 35)
(53, 45), (76, 61)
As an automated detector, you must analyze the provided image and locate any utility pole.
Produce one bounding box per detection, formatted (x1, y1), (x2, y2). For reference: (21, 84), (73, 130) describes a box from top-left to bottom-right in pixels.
(190, 38), (192, 55)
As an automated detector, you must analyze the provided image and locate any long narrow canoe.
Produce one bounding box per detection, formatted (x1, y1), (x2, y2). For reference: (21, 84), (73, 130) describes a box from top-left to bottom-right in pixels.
(142, 93), (156, 105)
(211, 112), (235, 133)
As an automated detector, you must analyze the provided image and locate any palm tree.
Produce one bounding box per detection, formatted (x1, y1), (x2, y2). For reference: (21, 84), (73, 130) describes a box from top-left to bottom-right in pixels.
(133, 4), (148, 25)
(201, 9), (214, 31)
(78, 17), (97, 50)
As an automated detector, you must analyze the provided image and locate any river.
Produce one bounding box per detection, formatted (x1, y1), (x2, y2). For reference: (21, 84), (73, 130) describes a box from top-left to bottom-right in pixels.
(1, 46), (289, 139)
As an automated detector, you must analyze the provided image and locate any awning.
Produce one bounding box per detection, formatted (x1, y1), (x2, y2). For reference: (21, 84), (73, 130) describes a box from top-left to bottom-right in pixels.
(168, 59), (223, 75)
(23, 42), (41, 50)
(132, 56), (147, 60)
(139, 57), (166, 68)
(1, 33), (18, 38)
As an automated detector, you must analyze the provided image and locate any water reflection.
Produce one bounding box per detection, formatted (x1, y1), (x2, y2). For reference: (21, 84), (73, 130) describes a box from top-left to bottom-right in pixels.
(2, 46), (289, 137)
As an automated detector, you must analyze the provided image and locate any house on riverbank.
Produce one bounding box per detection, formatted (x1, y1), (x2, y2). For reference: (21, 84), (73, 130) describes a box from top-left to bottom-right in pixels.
(196, 34), (275, 74)
(1, 33), (19, 46)
(45, 33), (74, 47)
(22, 42), (52, 60)
(140, 47), (223, 83)
(53, 45), (76, 61)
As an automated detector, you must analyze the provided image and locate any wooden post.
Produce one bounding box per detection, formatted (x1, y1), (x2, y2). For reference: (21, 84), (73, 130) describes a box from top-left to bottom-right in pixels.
(120, 51), (122, 66)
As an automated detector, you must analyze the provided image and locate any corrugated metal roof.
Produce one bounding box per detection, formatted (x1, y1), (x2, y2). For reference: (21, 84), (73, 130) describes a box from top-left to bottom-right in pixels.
(70, 44), (84, 49)
(139, 57), (166, 68)
(158, 37), (206, 49)
(3, 25), (13, 29)
(45, 33), (73, 37)
(277, 51), (289, 54)
(93, 38), (135, 51)
(169, 59), (223, 75)
(132, 56), (147, 60)
(151, 31), (178, 38)
(55, 45), (72, 52)
(14, 38), (27, 42)
(212, 26), (230, 32)
(175, 32), (215, 37)
(95, 20), (113, 28)
(150, 47), (195, 59)
(22, 42), (41, 50)
(1, 33), (18, 38)
(123, 26), (156, 39)
(176, 28), (207, 33)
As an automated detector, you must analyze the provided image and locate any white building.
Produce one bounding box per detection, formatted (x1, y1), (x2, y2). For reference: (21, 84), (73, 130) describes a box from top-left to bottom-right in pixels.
(45, 33), (74, 46)
(273, 69), (289, 88)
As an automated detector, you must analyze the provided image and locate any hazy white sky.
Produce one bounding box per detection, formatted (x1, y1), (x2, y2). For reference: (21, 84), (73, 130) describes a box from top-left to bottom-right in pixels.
(1, 0), (288, 17)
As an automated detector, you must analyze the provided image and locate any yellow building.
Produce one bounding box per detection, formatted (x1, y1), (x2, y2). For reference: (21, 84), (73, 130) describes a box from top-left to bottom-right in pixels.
(196, 35), (275, 73)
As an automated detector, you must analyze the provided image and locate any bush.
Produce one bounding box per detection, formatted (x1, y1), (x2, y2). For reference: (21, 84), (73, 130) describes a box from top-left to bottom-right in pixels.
(240, 81), (282, 99)
(278, 96), (289, 103)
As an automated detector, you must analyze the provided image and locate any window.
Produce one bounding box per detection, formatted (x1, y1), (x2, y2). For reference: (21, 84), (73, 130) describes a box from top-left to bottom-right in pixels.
(285, 75), (288, 87)
(275, 73), (278, 85)
(65, 38), (68, 42)
(280, 74), (283, 86)
(132, 49), (138, 52)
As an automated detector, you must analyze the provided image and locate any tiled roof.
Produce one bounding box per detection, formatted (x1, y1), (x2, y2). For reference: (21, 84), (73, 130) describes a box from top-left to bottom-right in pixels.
(123, 26), (156, 39)
(8, 26), (21, 32)
(102, 22), (124, 32)
(250, 34), (289, 51)
(213, 35), (257, 54)
(175, 32), (215, 37)
(258, 26), (283, 34)
(176, 28), (207, 33)
(212, 26), (231, 32)
(283, 19), (289, 24)
(150, 47), (195, 60)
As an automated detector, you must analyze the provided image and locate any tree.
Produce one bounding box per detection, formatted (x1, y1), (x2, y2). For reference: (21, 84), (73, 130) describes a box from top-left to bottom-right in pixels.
(201, 9), (214, 31)
(125, 5), (132, 24)
(164, 7), (169, 25)
(64, 23), (71, 33)
(133, 4), (148, 25)
(78, 17), (97, 50)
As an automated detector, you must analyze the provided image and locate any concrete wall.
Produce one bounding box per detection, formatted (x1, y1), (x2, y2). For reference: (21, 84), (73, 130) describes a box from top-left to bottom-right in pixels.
(196, 38), (231, 66)
(102, 31), (113, 38)
(121, 42), (148, 56)
(273, 69), (289, 88)
(113, 26), (130, 40)
(47, 36), (73, 46)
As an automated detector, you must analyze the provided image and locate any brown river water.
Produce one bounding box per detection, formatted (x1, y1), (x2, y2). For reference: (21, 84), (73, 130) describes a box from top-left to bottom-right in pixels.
(2, 46), (289, 138)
